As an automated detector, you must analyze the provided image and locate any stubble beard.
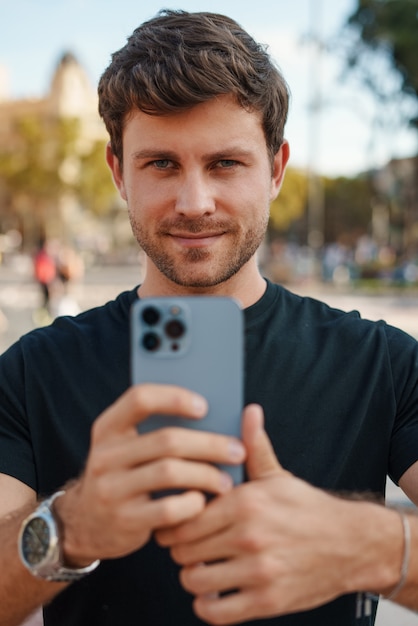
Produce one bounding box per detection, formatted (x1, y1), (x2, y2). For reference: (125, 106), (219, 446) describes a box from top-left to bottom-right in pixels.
(129, 213), (269, 288)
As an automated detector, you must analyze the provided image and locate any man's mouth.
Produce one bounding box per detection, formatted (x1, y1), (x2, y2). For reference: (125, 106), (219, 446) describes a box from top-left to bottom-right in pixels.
(168, 232), (224, 248)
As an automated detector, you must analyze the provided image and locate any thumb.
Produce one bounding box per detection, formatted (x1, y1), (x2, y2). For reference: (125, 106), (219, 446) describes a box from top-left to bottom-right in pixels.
(242, 404), (284, 480)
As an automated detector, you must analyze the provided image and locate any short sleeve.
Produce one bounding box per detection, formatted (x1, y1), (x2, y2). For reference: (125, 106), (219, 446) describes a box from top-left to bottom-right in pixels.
(0, 341), (37, 489)
(387, 326), (418, 484)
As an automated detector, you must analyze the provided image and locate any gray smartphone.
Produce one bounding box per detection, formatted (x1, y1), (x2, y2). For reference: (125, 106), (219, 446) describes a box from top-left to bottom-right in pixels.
(130, 296), (244, 486)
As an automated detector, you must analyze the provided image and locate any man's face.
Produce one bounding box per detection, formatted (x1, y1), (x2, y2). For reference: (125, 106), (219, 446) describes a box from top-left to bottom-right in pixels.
(108, 94), (288, 291)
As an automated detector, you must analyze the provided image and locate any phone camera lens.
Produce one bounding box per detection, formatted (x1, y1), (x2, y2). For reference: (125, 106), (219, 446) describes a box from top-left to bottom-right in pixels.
(165, 319), (185, 339)
(142, 306), (160, 326)
(142, 332), (161, 352)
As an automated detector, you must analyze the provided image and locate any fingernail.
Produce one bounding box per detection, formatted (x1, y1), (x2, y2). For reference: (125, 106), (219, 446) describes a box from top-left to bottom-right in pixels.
(220, 472), (233, 492)
(228, 440), (245, 460)
(192, 395), (208, 415)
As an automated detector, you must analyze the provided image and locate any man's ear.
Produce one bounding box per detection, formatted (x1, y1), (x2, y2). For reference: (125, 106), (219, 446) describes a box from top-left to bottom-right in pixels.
(106, 142), (127, 201)
(270, 140), (290, 202)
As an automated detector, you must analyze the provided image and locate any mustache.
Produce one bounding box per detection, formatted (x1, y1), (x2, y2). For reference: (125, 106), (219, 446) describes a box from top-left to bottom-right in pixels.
(157, 217), (233, 234)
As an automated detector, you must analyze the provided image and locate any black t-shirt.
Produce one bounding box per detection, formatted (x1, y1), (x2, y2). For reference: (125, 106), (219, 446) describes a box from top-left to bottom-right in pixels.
(1, 280), (418, 626)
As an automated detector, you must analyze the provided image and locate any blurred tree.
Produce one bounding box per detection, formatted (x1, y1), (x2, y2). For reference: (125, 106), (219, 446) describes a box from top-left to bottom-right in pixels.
(323, 175), (373, 244)
(0, 116), (116, 247)
(78, 140), (116, 216)
(269, 167), (308, 233)
(0, 116), (78, 245)
(343, 0), (418, 129)
(269, 168), (374, 247)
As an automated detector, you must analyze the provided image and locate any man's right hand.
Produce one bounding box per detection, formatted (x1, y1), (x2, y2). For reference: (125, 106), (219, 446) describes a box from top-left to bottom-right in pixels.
(54, 384), (246, 566)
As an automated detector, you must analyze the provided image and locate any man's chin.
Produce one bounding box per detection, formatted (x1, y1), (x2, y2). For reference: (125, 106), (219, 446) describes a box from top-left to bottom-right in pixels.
(159, 265), (238, 289)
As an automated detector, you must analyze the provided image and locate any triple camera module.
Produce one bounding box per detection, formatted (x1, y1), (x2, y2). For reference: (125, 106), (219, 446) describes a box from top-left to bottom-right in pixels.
(141, 305), (186, 353)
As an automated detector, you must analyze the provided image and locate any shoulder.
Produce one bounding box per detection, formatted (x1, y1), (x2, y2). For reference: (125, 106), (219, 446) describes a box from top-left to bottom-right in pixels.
(258, 280), (418, 352)
(2, 288), (138, 367)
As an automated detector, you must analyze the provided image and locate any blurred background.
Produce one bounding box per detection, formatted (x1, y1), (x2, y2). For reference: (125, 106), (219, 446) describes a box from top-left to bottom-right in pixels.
(0, 0), (417, 349)
(2, 2), (418, 624)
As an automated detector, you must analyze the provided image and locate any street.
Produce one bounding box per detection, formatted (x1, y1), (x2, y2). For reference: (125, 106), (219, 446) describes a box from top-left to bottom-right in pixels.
(1, 262), (418, 626)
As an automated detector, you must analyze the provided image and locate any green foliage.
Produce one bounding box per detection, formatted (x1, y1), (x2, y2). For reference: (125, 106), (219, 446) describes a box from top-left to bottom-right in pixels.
(343, 0), (418, 127)
(323, 175), (373, 243)
(0, 115), (117, 243)
(0, 116), (78, 201)
(269, 166), (374, 246)
(269, 167), (308, 232)
(78, 141), (116, 215)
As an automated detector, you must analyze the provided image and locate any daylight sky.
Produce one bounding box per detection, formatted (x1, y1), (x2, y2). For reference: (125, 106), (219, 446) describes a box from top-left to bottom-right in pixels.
(0, 0), (417, 177)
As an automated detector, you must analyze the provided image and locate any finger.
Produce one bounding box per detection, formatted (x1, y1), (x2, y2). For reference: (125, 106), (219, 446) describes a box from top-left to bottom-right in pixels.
(136, 427), (246, 466)
(242, 404), (283, 480)
(142, 490), (208, 529)
(93, 384), (208, 438)
(156, 492), (233, 547)
(193, 586), (271, 625)
(180, 555), (260, 596)
(88, 427), (245, 479)
(107, 458), (234, 499)
(169, 522), (238, 566)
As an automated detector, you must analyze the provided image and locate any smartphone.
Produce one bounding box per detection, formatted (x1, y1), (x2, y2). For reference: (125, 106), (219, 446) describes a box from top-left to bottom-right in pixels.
(130, 296), (244, 486)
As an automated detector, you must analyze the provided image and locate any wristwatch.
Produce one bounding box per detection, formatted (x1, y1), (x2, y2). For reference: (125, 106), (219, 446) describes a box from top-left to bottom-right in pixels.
(18, 490), (100, 582)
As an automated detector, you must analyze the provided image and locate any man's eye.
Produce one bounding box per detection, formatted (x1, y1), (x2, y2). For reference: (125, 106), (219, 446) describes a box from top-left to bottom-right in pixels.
(153, 160), (172, 169)
(218, 160), (237, 168)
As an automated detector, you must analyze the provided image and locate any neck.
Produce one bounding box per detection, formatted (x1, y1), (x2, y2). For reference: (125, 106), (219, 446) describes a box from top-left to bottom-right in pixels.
(138, 260), (266, 309)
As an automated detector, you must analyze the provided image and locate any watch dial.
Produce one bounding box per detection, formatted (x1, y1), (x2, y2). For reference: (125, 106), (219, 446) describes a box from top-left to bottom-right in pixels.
(22, 517), (51, 565)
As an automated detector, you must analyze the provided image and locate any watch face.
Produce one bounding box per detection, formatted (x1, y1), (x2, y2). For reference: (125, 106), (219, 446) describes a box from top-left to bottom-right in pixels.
(21, 517), (51, 566)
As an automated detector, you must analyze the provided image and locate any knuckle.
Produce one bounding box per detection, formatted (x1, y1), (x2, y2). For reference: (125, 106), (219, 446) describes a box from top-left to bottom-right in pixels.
(235, 489), (265, 519)
(132, 385), (151, 411)
(234, 527), (264, 553)
(251, 554), (276, 584)
(156, 429), (181, 455)
(157, 458), (179, 485)
(88, 447), (110, 478)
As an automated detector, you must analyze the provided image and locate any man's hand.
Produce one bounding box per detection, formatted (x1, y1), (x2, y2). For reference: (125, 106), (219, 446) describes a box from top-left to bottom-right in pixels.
(54, 384), (246, 566)
(156, 405), (403, 624)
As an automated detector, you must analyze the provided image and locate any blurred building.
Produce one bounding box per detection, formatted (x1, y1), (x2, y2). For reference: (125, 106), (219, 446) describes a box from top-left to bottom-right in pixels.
(0, 53), (121, 255)
(0, 52), (105, 147)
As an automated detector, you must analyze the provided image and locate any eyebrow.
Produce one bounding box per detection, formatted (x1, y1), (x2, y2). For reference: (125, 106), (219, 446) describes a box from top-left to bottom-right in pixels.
(131, 147), (255, 162)
(132, 149), (178, 162)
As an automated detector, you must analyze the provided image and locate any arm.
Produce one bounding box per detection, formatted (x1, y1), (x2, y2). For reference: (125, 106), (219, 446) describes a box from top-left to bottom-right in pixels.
(0, 474), (68, 626)
(399, 461), (418, 506)
(0, 384), (245, 626)
(156, 405), (418, 625)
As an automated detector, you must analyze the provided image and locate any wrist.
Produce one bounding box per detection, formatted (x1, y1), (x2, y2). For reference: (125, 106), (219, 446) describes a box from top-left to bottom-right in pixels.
(18, 490), (99, 582)
(339, 500), (404, 595)
(53, 486), (100, 569)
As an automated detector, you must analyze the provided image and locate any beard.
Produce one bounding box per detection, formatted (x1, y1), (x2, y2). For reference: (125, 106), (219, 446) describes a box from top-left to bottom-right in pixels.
(129, 213), (269, 288)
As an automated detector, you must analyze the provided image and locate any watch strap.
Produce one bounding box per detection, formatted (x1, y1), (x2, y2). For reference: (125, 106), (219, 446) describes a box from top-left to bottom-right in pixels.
(19, 490), (100, 582)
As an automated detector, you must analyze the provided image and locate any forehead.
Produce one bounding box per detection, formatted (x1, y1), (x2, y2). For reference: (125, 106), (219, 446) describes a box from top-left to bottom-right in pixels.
(122, 95), (266, 152)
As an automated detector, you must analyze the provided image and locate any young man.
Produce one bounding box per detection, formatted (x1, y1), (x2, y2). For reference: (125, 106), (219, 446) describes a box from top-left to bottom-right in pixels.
(0, 9), (417, 626)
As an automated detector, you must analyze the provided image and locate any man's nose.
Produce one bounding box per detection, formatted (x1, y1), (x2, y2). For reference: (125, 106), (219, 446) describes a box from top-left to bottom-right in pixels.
(174, 172), (216, 217)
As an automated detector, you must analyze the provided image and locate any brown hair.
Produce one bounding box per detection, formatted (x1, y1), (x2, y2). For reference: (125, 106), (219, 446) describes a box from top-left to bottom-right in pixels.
(98, 9), (290, 166)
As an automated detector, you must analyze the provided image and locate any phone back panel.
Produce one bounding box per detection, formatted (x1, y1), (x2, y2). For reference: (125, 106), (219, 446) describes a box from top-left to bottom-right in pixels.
(131, 296), (244, 484)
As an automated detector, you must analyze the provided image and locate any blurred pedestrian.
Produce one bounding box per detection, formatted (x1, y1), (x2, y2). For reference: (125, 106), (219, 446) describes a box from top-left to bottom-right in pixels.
(33, 238), (56, 321)
(0, 10), (418, 626)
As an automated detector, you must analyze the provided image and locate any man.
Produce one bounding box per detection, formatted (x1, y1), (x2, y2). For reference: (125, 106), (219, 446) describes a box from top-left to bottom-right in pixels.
(0, 9), (417, 626)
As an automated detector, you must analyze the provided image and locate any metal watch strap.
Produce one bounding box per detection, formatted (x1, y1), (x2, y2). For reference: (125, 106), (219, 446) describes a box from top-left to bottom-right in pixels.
(41, 490), (100, 581)
(19, 490), (100, 582)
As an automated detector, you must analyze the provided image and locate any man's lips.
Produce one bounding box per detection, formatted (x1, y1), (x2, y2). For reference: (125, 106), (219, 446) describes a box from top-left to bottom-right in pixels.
(168, 232), (224, 248)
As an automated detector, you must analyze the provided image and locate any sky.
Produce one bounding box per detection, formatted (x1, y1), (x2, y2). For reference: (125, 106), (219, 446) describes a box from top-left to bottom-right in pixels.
(0, 0), (417, 177)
